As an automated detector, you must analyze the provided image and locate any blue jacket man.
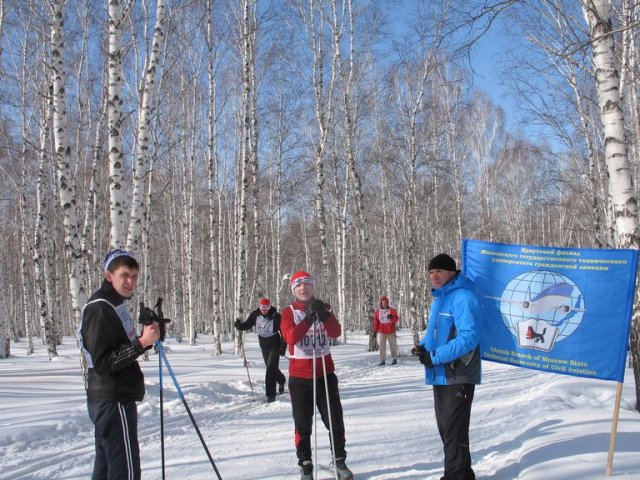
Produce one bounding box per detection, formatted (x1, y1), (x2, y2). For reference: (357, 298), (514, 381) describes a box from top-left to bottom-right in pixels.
(416, 253), (481, 480)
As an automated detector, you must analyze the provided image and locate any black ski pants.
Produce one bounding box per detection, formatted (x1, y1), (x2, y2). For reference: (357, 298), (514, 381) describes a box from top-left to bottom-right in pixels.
(88, 400), (141, 480)
(261, 346), (286, 397)
(289, 373), (346, 466)
(433, 383), (476, 480)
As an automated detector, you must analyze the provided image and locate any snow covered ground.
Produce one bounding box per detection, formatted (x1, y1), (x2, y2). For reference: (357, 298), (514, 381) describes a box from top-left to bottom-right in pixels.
(1, 330), (639, 480)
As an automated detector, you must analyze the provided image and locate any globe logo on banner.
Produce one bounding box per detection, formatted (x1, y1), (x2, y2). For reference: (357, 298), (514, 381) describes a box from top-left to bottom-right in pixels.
(489, 270), (586, 352)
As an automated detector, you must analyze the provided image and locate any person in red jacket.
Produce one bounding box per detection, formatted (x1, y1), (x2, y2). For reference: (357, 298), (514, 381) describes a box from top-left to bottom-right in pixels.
(373, 295), (399, 366)
(281, 271), (353, 480)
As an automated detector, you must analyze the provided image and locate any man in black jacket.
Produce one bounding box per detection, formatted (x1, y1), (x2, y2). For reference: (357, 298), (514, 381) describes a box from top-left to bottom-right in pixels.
(78, 249), (160, 480)
(235, 298), (286, 402)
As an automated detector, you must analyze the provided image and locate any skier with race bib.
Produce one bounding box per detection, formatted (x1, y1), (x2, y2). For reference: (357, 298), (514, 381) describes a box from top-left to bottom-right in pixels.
(78, 249), (160, 480)
(235, 297), (287, 403)
(281, 271), (354, 480)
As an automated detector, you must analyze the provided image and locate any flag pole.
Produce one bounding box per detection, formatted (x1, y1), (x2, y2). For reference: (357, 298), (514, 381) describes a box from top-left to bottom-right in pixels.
(605, 381), (624, 476)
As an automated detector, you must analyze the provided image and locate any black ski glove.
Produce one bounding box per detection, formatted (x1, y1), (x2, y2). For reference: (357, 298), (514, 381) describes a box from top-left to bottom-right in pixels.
(308, 299), (330, 323)
(412, 345), (434, 368)
(304, 310), (317, 325)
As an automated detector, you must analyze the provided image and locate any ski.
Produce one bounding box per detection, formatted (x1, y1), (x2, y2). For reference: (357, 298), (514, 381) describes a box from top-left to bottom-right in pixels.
(317, 463), (354, 480)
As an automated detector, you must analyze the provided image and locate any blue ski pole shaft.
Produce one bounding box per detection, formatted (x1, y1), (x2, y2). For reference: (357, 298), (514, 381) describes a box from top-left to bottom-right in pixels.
(159, 348), (165, 480)
(156, 341), (223, 480)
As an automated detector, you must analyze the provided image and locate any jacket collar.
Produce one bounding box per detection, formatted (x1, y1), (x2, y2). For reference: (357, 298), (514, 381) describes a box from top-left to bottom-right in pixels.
(431, 271), (461, 297)
(99, 279), (127, 305)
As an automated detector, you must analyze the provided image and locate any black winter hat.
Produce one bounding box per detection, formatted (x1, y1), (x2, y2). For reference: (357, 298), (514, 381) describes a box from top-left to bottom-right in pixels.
(428, 253), (456, 272)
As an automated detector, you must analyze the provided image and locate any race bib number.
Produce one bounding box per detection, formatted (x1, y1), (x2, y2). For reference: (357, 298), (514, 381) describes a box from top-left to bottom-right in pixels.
(290, 306), (331, 358)
(379, 308), (392, 324)
(256, 315), (276, 337)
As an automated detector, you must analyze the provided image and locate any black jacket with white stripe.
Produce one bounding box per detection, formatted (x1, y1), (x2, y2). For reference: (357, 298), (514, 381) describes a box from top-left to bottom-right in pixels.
(80, 280), (146, 403)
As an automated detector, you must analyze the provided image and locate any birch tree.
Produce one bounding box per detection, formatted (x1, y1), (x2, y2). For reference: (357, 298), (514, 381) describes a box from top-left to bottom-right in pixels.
(335, 0), (375, 346)
(48, 0), (89, 336)
(206, 0), (223, 355)
(581, 0), (640, 411)
(127, 0), (167, 253)
(34, 88), (58, 360)
(296, 0), (339, 292)
(108, 0), (133, 249)
(234, 0), (256, 355)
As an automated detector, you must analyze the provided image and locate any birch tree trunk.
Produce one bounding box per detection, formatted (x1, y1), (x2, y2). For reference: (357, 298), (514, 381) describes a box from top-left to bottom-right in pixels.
(303, 0), (338, 291)
(248, 3), (264, 299)
(407, 55), (431, 346)
(19, 21), (34, 354)
(49, 0), (89, 340)
(108, 0), (132, 249)
(82, 101), (107, 278)
(34, 86), (58, 360)
(206, 0), (222, 354)
(337, 0), (373, 346)
(127, 0), (167, 252)
(582, 0), (640, 411)
(234, 0), (254, 355)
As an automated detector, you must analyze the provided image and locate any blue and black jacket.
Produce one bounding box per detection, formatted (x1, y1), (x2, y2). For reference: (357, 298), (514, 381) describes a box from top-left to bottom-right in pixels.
(419, 271), (481, 385)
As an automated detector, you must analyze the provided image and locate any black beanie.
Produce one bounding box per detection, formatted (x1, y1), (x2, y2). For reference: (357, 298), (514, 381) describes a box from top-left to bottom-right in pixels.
(428, 253), (456, 272)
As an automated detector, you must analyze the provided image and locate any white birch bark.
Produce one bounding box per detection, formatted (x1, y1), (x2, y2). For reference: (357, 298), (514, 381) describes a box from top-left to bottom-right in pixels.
(407, 54), (431, 346)
(302, 0), (338, 291)
(234, 0), (254, 355)
(248, 3), (264, 299)
(18, 23), (34, 355)
(582, 0), (640, 411)
(336, 0), (373, 346)
(82, 97), (108, 275)
(127, 0), (167, 252)
(108, 0), (133, 248)
(48, 0), (89, 340)
(35, 89), (57, 360)
(206, 0), (222, 354)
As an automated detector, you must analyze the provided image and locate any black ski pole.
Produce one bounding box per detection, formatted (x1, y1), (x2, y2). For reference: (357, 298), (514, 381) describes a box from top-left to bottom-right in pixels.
(156, 341), (223, 480)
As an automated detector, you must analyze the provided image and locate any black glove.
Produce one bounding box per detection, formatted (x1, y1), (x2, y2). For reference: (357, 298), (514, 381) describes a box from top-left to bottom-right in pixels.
(279, 339), (287, 356)
(307, 299), (330, 323)
(412, 345), (434, 368)
(304, 311), (317, 325)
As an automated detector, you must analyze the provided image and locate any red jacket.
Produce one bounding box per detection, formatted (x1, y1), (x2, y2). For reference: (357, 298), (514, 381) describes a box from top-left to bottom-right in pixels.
(373, 307), (398, 334)
(281, 300), (341, 379)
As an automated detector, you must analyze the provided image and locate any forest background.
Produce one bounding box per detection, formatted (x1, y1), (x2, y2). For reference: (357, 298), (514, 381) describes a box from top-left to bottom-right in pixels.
(1, 0), (640, 407)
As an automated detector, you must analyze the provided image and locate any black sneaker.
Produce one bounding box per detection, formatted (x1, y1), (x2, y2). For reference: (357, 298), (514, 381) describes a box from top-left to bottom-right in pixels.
(378, 361), (385, 366)
(391, 359), (397, 365)
(266, 396), (276, 403)
(335, 458), (353, 480)
(300, 460), (313, 480)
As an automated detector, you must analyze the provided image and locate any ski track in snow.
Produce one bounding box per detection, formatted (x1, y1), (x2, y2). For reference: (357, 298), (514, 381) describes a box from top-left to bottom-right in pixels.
(1, 331), (639, 479)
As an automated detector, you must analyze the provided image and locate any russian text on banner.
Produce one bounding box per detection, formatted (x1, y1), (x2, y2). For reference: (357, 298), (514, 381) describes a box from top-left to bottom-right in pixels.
(462, 239), (638, 382)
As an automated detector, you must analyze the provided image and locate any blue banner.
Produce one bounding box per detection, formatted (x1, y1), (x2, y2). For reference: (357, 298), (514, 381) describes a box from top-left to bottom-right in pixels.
(462, 239), (638, 382)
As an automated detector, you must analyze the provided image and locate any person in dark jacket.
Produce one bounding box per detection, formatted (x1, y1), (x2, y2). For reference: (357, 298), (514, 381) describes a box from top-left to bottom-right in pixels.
(235, 297), (287, 402)
(78, 249), (160, 480)
(414, 253), (481, 480)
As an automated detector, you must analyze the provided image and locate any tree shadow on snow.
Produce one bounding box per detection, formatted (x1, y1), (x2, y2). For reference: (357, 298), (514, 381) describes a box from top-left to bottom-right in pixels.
(476, 420), (640, 479)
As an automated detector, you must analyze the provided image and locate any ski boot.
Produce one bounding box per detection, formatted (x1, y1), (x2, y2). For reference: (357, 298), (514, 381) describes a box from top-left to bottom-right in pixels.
(266, 395), (276, 403)
(378, 361), (385, 366)
(300, 460), (313, 480)
(336, 458), (354, 480)
(391, 359), (397, 365)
